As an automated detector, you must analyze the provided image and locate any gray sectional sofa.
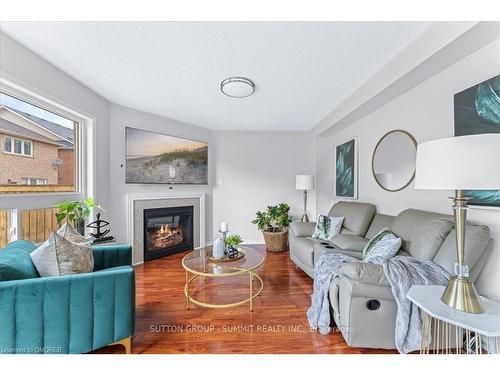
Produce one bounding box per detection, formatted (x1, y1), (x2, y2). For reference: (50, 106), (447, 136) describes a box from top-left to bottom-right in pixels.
(289, 201), (493, 349)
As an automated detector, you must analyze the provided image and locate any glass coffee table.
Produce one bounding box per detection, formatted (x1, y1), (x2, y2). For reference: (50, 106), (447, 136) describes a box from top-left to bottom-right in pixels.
(181, 246), (265, 311)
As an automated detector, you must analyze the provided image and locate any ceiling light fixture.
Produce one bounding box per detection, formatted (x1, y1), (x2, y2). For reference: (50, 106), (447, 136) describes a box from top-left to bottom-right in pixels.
(220, 77), (255, 98)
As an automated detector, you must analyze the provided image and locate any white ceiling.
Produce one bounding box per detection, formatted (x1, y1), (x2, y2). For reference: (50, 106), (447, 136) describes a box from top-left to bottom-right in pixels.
(1, 22), (430, 131)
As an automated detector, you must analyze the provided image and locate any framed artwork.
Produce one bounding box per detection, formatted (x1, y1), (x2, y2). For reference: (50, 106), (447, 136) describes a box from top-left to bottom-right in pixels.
(335, 138), (358, 199)
(125, 127), (208, 184)
(454, 74), (500, 207)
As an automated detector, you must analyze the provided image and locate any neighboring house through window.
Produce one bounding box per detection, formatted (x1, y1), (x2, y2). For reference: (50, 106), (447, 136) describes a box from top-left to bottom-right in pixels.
(0, 92), (77, 192)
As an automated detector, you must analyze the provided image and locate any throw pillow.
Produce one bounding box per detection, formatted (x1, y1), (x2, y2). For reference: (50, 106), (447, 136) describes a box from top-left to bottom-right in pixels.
(30, 230), (94, 277)
(363, 228), (402, 264)
(57, 222), (92, 244)
(312, 215), (344, 241)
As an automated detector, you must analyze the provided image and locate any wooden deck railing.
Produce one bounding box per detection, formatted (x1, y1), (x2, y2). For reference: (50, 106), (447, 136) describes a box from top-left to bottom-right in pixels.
(0, 185), (75, 194)
(0, 208), (62, 248)
(0, 211), (9, 248)
(21, 208), (62, 243)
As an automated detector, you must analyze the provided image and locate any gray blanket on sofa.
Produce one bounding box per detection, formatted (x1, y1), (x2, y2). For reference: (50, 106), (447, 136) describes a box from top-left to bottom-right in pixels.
(307, 253), (449, 353)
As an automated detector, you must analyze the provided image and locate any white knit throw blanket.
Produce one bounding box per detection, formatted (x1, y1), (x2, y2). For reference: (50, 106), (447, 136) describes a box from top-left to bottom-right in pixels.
(307, 254), (449, 353)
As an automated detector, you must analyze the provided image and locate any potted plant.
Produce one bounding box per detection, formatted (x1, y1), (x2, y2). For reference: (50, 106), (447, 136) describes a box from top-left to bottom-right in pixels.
(54, 197), (100, 235)
(224, 234), (243, 258)
(252, 203), (292, 252)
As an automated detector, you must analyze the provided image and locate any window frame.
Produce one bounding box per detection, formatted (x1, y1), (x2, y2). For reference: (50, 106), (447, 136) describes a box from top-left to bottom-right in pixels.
(0, 78), (95, 208)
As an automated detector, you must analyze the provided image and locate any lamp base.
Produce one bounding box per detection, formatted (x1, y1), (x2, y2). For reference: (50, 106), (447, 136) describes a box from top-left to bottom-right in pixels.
(301, 213), (309, 222)
(441, 275), (484, 314)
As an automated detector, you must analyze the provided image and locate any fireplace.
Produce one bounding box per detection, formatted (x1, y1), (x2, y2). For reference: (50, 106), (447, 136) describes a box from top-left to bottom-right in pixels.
(143, 205), (194, 261)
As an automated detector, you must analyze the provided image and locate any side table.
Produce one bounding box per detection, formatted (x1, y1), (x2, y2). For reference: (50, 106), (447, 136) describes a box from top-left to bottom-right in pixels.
(407, 285), (500, 354)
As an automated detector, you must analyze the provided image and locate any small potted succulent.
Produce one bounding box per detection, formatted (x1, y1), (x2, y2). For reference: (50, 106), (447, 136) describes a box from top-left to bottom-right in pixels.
(224, 234), (243, 258)
(252, 203), (292, 252)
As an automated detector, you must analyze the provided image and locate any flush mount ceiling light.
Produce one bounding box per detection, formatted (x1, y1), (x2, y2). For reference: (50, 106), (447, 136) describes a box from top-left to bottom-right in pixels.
(220, 77), (255, 98)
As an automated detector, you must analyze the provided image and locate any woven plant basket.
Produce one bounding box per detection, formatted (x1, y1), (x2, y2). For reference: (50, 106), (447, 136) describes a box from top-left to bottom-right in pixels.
(262, 230), (289, 253)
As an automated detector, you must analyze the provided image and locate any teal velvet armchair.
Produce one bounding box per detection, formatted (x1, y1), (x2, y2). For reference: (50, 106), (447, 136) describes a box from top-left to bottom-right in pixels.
(0, 240), (135, 354)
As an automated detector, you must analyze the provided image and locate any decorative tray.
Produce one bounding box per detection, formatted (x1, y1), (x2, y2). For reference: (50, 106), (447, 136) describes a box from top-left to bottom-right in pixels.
(208, 247), (246, 262)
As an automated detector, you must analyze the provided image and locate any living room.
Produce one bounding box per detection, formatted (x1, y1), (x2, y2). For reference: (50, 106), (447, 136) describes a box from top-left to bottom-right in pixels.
(1, 1), (499, 372)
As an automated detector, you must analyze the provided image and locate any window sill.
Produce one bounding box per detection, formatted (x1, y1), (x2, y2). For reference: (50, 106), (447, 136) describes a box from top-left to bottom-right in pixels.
(2, 151), (34, 158)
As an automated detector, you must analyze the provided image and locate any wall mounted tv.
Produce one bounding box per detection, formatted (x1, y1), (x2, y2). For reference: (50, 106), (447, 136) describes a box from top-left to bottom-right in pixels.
(125, 127), (208, 184)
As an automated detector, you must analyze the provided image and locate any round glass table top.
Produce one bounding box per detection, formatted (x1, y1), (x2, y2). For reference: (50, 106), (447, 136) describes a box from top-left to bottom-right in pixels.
(182, 246), (265, 276)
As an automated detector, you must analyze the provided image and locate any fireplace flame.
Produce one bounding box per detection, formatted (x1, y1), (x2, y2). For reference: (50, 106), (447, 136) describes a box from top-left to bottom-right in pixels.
(148, 223), (184, 250)
(159, 224), (182, 237)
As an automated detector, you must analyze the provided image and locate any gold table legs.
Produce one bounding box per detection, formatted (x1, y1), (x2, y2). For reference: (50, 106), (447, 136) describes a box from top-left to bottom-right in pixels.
(185, 270), (190, 310)
(249, 272), (253, 312)
(420, 311), (499, 354)
(183, 269), (263, 311)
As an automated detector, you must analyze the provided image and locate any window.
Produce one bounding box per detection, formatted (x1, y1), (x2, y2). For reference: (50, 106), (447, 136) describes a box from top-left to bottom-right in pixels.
(14, 139), (22, 154)
(4, 137), (11, 152)
(3, 137), (33, 157)
(0, 92), (78, 193)
(23, 141), (31, 156)
(21, 178), (48, 185)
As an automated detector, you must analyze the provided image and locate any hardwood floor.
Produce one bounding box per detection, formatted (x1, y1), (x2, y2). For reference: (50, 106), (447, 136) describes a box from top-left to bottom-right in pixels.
(94, 245), (396, 354)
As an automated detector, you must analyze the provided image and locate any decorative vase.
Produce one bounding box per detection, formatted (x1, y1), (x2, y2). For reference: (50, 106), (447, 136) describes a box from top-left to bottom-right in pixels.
(74, 219), (85, 236)
(263, 230), (289, 252)
(213, 237), (225, 259)
(224, 246), (239, 259)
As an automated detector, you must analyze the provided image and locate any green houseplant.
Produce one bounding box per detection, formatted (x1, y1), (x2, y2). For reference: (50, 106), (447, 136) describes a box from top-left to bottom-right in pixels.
(54, 197), (100, 235)
(252, 203), (292, 252)
(225, 234), (243, 249)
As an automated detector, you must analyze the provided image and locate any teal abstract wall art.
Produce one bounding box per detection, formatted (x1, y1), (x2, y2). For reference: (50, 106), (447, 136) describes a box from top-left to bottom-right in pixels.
(335, 138), (358, 199)
(454, 74), (500, 207)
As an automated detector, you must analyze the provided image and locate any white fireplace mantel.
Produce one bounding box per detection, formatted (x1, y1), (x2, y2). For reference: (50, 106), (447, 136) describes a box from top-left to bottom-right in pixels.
(125, 192), (206, 265)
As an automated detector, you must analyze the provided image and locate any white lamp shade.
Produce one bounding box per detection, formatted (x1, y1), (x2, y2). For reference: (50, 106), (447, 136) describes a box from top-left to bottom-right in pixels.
(296, 174), (315, 190)
(415, 134), (500, 190)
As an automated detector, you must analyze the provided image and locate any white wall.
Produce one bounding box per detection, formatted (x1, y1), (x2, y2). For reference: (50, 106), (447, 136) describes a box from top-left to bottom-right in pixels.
(108, 104), (214, 244)
(316, 39), (500, 301)
(0, 32), (111, 211)
(213, 131), (315, 243)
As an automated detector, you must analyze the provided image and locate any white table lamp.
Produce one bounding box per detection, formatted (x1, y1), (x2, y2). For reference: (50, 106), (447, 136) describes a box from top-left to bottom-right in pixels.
(296, 175), (315, 222)
(415, 134), (500, 314)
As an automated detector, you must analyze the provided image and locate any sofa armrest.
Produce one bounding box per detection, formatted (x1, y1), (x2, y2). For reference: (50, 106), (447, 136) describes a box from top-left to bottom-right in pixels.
(92, 245), (132, 270)
(0, 266), (135, 354)
(338, 262), (390, 287)
(289, 221), (316, 237)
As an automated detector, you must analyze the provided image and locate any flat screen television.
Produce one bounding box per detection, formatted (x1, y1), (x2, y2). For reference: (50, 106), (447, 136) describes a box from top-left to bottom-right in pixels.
(125, 127), (208, 184)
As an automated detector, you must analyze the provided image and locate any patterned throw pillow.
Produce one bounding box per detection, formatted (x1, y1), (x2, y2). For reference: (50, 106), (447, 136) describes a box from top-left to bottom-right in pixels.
(30, 223), (94, 277)
(362, 228), (402, 263)
(312, 215), (344, 241)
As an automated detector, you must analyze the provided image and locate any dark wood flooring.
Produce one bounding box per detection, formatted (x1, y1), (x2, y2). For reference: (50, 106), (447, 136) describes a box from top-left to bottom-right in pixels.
(94, 245), (396, 354)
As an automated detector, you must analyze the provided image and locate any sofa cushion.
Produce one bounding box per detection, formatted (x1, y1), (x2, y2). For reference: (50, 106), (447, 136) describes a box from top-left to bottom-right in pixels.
(338, 262), (390, 287)
(0, 240), (39, 281)
(330, 234), (368, 252)
(313, 242), (363, 261)
(365, 214), (395, 239)
(433, 225), (490, 275)
(391, 208), (452, 256)
(289, 221), (316, 237)
(411, 218), (455, 261)
(328, 201), (376, 236)
(289, 237), (315, 268)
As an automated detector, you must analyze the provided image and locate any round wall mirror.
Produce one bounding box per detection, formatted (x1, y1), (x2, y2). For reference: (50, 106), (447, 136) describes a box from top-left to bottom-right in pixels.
(372, 130), (417, 192)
